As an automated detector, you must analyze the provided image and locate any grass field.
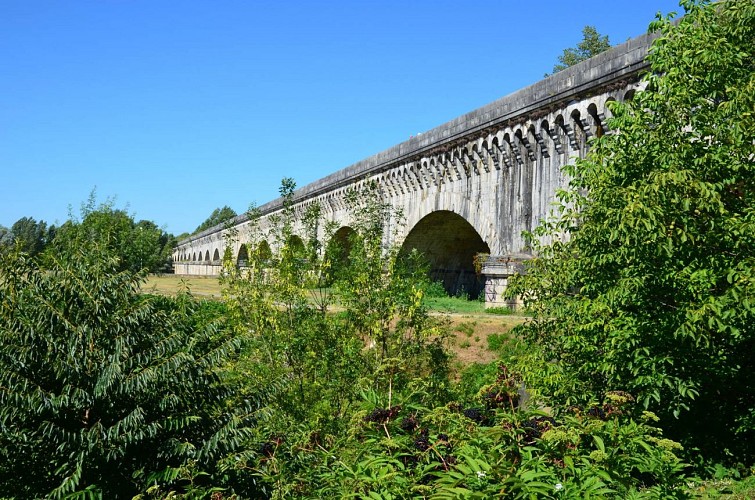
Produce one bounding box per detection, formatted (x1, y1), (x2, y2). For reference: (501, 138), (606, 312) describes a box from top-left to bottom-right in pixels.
(143, 274), (224, 298)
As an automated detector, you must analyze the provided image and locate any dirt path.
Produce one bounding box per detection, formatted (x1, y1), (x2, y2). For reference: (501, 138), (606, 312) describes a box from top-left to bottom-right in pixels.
(439, 313), (525, 365)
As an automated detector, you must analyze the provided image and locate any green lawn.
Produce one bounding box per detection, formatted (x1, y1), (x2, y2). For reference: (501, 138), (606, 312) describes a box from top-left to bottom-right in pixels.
(424, 295), (486, 314)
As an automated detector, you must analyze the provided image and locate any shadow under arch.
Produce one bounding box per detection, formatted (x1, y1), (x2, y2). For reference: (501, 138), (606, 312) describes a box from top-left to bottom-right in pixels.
(237, 244), (249, 267)
(400, 210), (490, 299)
(286, 234), (305, 255)
(325, 226), (356, 281)
(256, 240), (272, 262)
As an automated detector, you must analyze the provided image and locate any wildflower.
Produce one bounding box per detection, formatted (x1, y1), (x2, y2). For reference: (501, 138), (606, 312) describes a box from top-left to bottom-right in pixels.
(476, 471), (486, 479)
(555, 483), (563, 491)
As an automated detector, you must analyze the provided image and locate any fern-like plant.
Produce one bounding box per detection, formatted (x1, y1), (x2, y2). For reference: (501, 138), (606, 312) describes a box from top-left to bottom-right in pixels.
(0, 246), (262, 498)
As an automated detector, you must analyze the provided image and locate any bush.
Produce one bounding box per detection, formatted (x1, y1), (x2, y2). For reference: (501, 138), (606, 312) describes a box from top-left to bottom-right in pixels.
(508, 0), (755, 464)
(423, 279), (449, 298)
(0, 247), (262, 497)
(485, 306), (513, 315)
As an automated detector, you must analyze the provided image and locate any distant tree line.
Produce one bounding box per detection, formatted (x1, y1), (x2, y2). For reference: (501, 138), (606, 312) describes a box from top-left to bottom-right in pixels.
(0, 195), (176, 274)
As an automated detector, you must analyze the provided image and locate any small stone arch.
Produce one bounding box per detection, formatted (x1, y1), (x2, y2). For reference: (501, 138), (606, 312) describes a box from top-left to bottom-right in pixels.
(325, 226), (356, 280)
(514, 129), (533, 161)
(471, 144), (483, 173)
(400, 210), (491, 299)
(204, 250), (211, 263)
(481, 140), (494, 171)
(587, 102), (605, 138)
(603, 97), (618, 124)
(257, 240), (272, 262)
(570, 109), (589, 152)
(403, 166), (416, 191)
(541, 119), (562, 155)
(554, 113), (573, 151)
(491, 136), (505, 168)
(286, 234), (306, 259)
(237, 244), (249, 267)
(528, 124), (546, 159)
(459, 147), (471, 177)
(502, 133), (518, 166)
(212, 249), (220, 263)
(409, 163), (423, 189)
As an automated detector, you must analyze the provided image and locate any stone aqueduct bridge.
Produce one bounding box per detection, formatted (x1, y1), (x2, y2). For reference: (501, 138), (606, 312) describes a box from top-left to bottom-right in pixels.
(173, 32), (655, 305)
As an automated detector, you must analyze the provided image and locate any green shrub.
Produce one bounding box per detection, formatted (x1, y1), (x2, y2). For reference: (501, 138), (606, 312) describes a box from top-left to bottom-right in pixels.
(259, 378), (688, 498)
(423, 279), (449, 298)
(487, 333), (508, 353)
(0, 248), (263, 498)
(508, 0), (755, 464)
(485, 306), (513, 315)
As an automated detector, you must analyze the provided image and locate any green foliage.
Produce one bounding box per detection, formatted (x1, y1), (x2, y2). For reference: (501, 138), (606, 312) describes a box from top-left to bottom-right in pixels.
(423, 279), (449, 298)
(214, 178), (693, 497)
(549, 25), (611, 75)
(485, 306), (513, 316)
(424, 295), (487, 314)
(486, 333), (508, 353)
(0, 245), (263, 497)
(0, 225), (11, 250)
(194, 205), (237, 234)
(688, 467), (755, 498)
(510, 0), (755, 464)
(265, 368), (688, 498)
(49, 193), (174, 274)
(0, 217), (55, 257)
(219, 179), (454, 495)
(8, 216), (50, 257)
(457, 362), (500, 403)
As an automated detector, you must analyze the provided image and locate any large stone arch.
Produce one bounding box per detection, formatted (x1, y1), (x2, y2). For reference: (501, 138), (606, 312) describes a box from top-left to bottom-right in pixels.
(400, 210), (491, 298)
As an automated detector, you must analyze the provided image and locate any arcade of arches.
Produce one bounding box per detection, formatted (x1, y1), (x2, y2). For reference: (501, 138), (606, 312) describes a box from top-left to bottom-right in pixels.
(172, 30), (655, 305)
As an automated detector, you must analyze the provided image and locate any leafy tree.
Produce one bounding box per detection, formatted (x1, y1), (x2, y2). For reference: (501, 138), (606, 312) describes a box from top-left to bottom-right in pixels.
(133, 219), (174, 273)
(219, 179), (453, 494)
(510, 0), (754, 464)
(50, 196), (173, 274)
(194, 205), (237, 234)
(175, 231), (191, 242)
(0, 245), (262, 497)
(8, 216), (48, 257)
(0, 225), (11, 253)
(549, 25), (610, 74)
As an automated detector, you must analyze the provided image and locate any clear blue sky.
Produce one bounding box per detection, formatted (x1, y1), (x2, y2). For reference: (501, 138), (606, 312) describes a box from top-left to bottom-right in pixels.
(1, 0), (682, 236)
